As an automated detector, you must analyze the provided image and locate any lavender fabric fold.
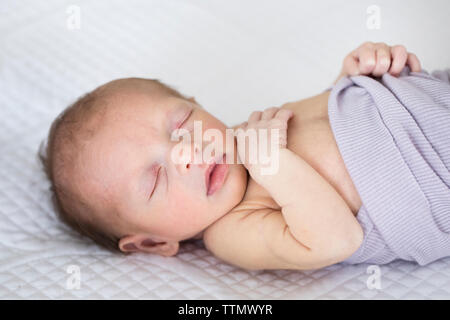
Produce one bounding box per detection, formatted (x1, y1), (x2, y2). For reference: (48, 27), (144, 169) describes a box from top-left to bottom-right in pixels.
(328, 67), (450, 265)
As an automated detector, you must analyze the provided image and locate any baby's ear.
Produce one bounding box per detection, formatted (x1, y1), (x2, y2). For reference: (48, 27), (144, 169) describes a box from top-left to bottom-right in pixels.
(139, 238), (179, 257)
(119, 235), (179, 257)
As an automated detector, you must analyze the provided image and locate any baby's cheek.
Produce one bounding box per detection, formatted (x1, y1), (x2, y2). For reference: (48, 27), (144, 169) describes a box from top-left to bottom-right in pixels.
(169, 193), (208, 225)
(168, 189), (200, 214)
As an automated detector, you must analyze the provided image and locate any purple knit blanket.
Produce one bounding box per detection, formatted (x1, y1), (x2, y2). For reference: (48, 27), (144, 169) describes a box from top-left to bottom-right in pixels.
(328, 67), (450, 265)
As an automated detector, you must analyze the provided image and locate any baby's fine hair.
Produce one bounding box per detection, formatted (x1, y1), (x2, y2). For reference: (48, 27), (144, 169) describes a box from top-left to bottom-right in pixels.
(39, 78), (187, 253)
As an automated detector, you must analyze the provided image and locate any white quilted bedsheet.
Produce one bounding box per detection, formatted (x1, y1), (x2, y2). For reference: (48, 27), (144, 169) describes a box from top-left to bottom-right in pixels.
(1, 0), (450, 299)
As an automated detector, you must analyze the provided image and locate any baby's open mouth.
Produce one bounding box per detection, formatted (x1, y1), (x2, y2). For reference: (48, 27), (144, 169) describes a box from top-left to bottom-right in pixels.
(205, 154), (228, 196)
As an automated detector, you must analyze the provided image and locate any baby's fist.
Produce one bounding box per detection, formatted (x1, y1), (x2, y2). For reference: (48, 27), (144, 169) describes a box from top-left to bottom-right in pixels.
(341, 42), (421, 78)
(235, 107), (294, 172)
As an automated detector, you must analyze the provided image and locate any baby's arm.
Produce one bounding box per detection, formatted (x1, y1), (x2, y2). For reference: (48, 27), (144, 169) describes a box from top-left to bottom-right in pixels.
(251, 148), (362, 253)
(234, 108), (363, 266)
(333, 42), (421, 85)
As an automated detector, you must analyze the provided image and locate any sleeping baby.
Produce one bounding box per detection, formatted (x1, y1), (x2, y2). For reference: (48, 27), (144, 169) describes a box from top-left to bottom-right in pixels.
(40, 42), (450, 270)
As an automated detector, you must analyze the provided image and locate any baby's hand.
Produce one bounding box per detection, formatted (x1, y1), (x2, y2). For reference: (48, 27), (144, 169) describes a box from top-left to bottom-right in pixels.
(336, 42), (421, 83)
(235, 107), (294, 173)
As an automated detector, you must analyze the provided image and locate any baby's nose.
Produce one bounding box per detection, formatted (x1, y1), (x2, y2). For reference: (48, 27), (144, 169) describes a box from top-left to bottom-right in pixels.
(175, 143), (208, 173)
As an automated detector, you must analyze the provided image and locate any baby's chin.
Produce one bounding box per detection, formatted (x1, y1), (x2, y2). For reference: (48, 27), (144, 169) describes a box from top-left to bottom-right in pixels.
(213, 160), (248, 214)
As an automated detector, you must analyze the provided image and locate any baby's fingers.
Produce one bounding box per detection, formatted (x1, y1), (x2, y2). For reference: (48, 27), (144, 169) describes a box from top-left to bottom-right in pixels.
(261, 107), (280, 120)
(248, 110), (262, 123)
(234, 121), (247, 131)
(407, 52), (421, 73)
(358, 43), (377, 74)
(343, 52), (360, 76)
(389, 46), (421, 75)
(372, 43), (391, 77)
(389, 45), (408, 76)
(274, 108), (294, 122)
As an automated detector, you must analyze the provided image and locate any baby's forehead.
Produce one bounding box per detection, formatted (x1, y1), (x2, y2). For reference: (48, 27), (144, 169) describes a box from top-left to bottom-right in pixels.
(101, 90), (173, 130)
(101, 86), (194, 138)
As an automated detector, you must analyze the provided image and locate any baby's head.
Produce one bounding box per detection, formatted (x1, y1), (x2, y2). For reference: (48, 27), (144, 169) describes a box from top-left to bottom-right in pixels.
(40, 78), (248, 256)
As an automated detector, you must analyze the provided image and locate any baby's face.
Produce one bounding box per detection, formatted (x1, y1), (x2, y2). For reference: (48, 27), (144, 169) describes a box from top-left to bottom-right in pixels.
(82, 87), (247, 249)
